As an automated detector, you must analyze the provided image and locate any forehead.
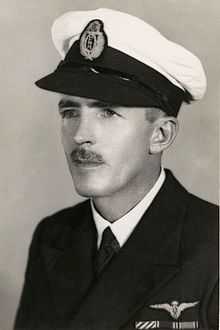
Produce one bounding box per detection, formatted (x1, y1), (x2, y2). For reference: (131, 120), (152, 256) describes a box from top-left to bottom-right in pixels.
(58, 94), (119, 109)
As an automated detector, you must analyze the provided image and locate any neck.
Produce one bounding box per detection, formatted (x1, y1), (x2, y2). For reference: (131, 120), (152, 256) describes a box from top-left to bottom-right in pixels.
(93, 166), (161, 223)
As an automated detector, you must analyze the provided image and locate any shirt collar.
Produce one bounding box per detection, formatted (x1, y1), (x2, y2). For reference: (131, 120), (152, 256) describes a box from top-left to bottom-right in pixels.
(91, 168), (166, 248)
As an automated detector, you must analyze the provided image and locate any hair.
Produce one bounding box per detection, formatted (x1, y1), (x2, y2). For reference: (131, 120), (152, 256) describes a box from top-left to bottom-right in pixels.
(145, 107), (166, 123)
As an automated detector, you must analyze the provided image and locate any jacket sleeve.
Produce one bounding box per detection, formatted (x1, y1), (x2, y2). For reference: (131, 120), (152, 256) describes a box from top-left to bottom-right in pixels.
(13, 220), (45, 329)
(207, 281), (219, 330)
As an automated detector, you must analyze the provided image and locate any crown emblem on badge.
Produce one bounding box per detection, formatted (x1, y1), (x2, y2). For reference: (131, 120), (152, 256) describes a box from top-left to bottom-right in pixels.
(79, 19), (107, 61)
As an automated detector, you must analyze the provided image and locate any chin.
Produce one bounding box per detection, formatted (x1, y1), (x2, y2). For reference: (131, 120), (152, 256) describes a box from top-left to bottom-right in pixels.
(73, 178), (116, 198)
(71, 167), (114, 197)
(74, 185), (107, 198)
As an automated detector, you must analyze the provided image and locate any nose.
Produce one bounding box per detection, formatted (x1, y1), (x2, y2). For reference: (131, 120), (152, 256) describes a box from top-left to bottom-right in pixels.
(73, 114), (96, 145)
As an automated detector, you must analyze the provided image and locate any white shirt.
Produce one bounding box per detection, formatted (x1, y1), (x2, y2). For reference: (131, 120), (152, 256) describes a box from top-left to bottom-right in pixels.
(91, 168), (166, 248)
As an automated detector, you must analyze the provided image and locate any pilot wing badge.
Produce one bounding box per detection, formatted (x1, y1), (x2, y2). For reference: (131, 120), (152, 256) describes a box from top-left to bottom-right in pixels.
(149, 301), (199, 320)
(79, 19), (107, 61)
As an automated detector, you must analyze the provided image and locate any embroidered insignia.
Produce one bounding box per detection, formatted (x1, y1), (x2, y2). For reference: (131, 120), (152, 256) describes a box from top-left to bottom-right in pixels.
(149, 301), (199, 320)
(135, 320), (199, 329)
(79, 19), (107, 61)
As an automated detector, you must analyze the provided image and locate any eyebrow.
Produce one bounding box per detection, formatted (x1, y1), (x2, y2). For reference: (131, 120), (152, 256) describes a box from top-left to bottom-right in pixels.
(58, 99), (81, 109)
(89, 101), (119, 108)
(58, 99), (119, 110)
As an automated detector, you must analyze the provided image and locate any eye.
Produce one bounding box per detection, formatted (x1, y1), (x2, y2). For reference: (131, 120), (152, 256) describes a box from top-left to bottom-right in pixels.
(60, 108), (80, 119)
(100, 108), (118, 118)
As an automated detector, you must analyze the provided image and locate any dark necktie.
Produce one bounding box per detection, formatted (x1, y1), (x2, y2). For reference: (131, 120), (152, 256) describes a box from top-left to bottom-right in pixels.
(94, 226), (120, 276)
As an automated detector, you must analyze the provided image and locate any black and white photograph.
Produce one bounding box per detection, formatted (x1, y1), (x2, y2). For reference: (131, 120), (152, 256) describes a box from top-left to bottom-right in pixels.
(1, 1), (219, 329)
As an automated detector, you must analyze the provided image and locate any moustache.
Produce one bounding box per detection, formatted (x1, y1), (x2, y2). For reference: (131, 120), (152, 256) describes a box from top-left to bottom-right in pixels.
(70, 148), (105, 164)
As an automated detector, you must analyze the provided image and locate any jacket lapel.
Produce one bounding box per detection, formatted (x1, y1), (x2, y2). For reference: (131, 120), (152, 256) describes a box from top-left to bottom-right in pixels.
(40, 201), (97, 318)
(69, 171), (189, 329)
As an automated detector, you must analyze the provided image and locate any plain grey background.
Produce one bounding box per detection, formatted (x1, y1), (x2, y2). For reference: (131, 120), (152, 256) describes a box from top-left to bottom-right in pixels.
(1, 1), (219, 329)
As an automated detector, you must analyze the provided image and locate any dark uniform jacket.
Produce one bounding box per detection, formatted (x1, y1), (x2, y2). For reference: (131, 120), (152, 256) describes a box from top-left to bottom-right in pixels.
(14, 170), (218, 330)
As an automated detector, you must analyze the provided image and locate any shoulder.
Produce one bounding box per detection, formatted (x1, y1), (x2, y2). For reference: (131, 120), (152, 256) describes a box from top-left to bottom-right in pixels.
(165, 170), (218, 254)
(184, 193), (218, 238)
(40, 199), (90, 226)
(30, 199), (91, 247)
(181, 191), (218, 263)
(187, 192), (218, 217)
(166, 169), (218, 232)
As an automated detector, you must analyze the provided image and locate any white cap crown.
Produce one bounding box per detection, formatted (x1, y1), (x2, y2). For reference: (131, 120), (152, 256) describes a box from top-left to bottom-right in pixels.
(51, 8), (207, 101)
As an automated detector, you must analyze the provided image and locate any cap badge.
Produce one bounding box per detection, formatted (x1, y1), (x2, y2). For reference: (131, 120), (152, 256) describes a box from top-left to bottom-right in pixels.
(79, 19), (107, 61)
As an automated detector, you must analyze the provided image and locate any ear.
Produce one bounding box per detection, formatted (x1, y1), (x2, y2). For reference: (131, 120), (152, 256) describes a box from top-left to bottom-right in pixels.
(149, 116), (179, 154)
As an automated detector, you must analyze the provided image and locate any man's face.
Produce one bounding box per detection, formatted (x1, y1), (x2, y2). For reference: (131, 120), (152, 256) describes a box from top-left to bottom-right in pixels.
(59, 95), (157, 198)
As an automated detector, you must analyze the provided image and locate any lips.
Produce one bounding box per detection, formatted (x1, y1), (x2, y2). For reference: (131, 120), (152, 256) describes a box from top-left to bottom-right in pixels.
(72, 159), (104, 166)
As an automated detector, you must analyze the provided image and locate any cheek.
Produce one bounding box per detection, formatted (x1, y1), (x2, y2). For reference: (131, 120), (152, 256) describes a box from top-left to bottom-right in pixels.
(107, 128), (150, 174)
(61, 123), (74, 153)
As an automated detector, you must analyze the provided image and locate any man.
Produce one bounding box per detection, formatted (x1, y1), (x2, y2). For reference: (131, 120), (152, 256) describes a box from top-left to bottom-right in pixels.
(14, 8), (218, 330)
